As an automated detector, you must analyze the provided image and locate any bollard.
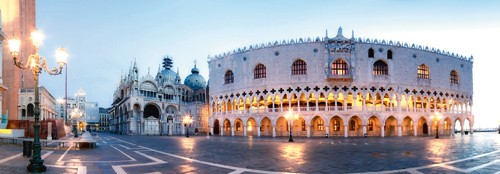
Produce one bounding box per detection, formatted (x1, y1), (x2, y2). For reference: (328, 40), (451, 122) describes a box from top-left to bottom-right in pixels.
(23, 141), (32, 157)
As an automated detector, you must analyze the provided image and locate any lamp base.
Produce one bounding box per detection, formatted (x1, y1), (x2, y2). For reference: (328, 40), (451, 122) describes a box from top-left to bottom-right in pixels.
(27, 159), (46, 173)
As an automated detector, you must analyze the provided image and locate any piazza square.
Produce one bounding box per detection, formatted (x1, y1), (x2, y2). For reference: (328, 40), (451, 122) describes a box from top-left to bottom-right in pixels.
(1, 0), (500, 174)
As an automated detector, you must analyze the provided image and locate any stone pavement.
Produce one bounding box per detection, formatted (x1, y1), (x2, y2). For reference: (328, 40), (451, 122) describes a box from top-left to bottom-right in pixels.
(0, 132), (499, 173)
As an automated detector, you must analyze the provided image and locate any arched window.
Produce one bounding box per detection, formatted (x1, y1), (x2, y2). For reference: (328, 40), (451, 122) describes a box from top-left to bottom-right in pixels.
(333, 118), (340, 131)
(292, 59), (307, 75)
(349, 120), (356, 131)
(331, 59), (348, 75)
(373, 60), (388, 75)
(450, 70), (458, 84)
(236, 121), (241, 131)
(27, 104), (34, 117)
(368, 48), (374, 58)
(254, 64), (266, 79)
(224, 70), (234, 84)
(387, 50), (393, 59)
(301, 119), (306, 131)
(417, 64), (429, 79)
(368, 119), (374, 131)
(317, 119), (324, 131)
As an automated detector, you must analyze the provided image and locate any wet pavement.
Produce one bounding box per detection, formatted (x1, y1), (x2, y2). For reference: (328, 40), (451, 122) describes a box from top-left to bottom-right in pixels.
(0, 132), (499, 173)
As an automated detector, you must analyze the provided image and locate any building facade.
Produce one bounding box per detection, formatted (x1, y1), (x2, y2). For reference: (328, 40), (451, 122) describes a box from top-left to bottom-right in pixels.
(208, 27), (474, 137)
(56, 89), (99, 132)
(0, 0), (37, 120)
(18, 86), (58, 121)
(98, 107), (110, 131)
(109, 57), (209, 135)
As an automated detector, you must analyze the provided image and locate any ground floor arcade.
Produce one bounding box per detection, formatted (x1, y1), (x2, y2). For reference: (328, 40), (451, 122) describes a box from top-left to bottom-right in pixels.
(209, 113), (474, 137)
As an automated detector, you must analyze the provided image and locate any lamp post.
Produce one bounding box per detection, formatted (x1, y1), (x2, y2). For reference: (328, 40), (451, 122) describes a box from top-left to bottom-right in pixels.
(8, 30), (68, 173)
(183, 115), (193, 137)
(432, 112), (442, 139)
(71, 109), (82, 138)
(285, 110), (298, 142)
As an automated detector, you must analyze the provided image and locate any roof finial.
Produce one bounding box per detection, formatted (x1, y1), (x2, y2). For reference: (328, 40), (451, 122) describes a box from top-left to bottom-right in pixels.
(351, 30), (355, 39)
(148, 67), (150, 75)
(194, 59), (197, 68)
(325, 29), (329, 38)
(337, 26), (343, 37)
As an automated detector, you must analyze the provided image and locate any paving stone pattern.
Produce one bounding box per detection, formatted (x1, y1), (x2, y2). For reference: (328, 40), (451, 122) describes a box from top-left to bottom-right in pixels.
(0, 132), (498, 173)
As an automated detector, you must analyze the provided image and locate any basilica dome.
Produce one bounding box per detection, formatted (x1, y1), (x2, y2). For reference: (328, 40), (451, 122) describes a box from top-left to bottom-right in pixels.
(184, 66), (206, 90)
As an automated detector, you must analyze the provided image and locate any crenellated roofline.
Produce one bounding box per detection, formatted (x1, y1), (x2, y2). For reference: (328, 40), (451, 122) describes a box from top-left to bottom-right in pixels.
(207, 28), (473, 63)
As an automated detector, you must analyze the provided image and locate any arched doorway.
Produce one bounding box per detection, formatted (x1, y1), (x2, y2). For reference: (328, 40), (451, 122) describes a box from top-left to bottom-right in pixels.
(367, 116), (381, 136)
(418, 117), (428, 135)
(247, 117), (257, 136)
(385, 116), (398, 136)
(143, 104), (160, 118)
(311, 116), (325, 137)
(402, 116), (414, 136)
(276, 117), (288, 137)
(454, 118), (462, 134)
(143, 104), (160, 135)
(213, 119), (220, 135)
(234, 118), (243, 136)
(348, 116), (363, 137)
(223, 119), (231, 136)
(444, 117), (452, 135)
(260, 117), (272, 136)
(329, 116), (344, 137)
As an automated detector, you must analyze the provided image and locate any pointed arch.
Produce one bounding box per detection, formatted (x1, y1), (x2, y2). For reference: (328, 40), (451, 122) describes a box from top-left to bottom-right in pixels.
(402, 116), (414, 136)
(450, 70), (458, 84)
(373, 60), (388, 75)
(331, 59), (349, 75)
(254, 63), (266, 79)
(418, 64), (429, 79)
(224, 70), (234, 84)
(292, 59), (307, 75)
(368, 48), (375, 58)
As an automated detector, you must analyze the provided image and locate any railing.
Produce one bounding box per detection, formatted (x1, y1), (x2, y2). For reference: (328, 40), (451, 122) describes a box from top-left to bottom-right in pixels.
(318, 106), (326, 111)
(385, 108), (391, 111)
(346, 106), (353, 110)
(310, 107), (317, 111)
(300, 108), (308, 111)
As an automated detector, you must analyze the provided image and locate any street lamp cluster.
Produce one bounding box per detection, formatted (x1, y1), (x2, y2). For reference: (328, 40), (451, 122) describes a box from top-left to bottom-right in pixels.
(71, 108), (83, 138)
(285, 110), (299, 142)
(432, 112), (442, 139)
(8, 30), (68, 173)
(183, 115), (193, 137)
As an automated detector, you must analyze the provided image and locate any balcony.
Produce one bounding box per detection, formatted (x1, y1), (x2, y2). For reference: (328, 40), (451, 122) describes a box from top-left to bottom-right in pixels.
(327, 74), (352, 82)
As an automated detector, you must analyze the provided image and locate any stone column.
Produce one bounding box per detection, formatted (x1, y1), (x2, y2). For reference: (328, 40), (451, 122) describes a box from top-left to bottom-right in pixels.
(231, 126), (234, 136)
(47, 122), (52, 140)
(362, 124), (367, 136)
(381, 125), (385, 137)
(168, 120), (173, 135)
(220, 126), (223, 136)
(460, 123), (464, 135)
(257, 127), (261, 137)
(325, 124), (329, 137)
(306, 126), (311, 138)
(272, 126), (276, 137)
(414, 123), (418, 137)
(344, 125), (348, 137)
(397, 124), (402, 137)
(243, 125), (247, 136)
(210, 127), (213, 136)
(470, 125), (474, 134)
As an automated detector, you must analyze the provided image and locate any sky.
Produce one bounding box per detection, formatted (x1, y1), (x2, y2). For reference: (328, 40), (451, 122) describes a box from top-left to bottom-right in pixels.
(35, 0), (500, 128)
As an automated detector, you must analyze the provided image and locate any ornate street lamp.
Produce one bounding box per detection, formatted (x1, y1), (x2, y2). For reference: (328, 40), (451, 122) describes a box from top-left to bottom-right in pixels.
(71, 108), (82, 138)
(183, 115), (193, 137)
(432, 112), (442, 139)
(8, 30), (68, 173)
(285, 110), (299, 142)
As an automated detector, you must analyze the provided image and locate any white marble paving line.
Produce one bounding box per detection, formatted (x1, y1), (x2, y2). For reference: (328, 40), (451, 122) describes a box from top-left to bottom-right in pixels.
(119, 144), (146, 150)
(112, 151), (167, 174)
(45, 165), (87, 174)
(0, 153), (22, 164)
(57, 144), (136, 163)
(109, 137), (137, 146)
(56, 144), (73, 162)
(41, 151), (54, 159)
(136, 144), (301, 174)
(352, 149), (500, 174)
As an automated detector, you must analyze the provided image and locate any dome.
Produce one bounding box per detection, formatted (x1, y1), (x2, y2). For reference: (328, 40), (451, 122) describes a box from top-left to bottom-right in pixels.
(184, 67), (206, 90)
(159, 69), (178, 84)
